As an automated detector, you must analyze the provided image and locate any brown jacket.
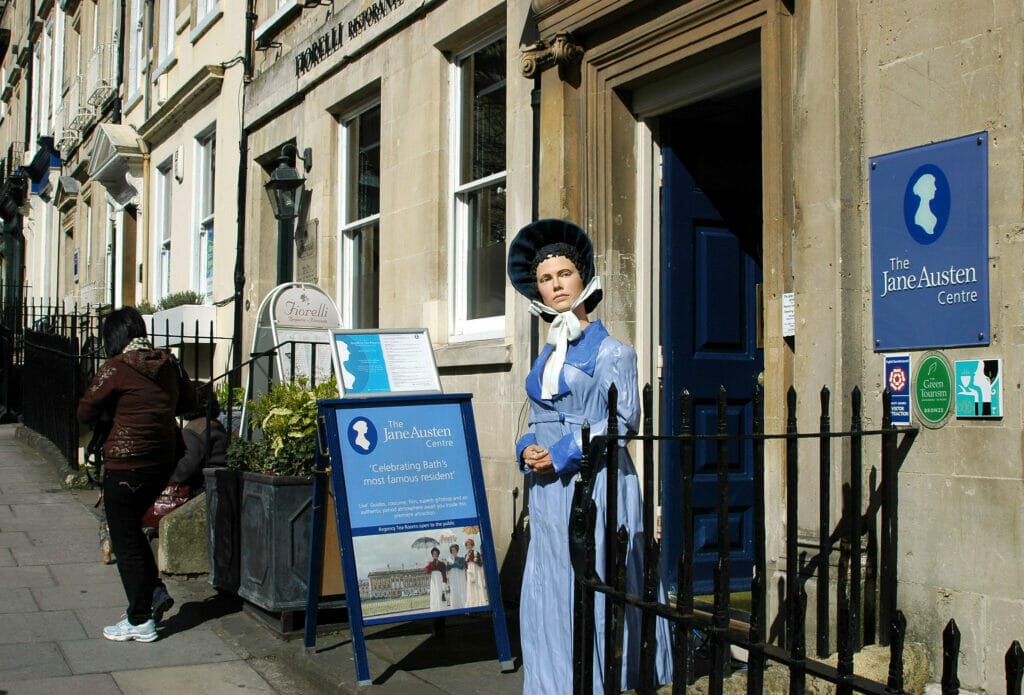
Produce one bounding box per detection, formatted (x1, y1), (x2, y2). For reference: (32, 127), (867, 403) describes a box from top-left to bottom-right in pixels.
(77, 349), (195, 470)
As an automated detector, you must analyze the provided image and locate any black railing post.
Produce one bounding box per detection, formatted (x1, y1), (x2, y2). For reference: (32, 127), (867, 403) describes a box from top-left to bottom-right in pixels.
(818, 386), (831, 657)
(606, 527), (628, 695)
(785, 387), (806, 695)
(1006, 640), (1024, 695)
(941, 619), (961, 695)
(850, 387), (864, 647)
(709, 386), (730, 695)
(879, 389), (898, 646)
(747, 385), (765, 695)
(673, 389), (694, 693)
(603, 384), (624, 695)
(887, 610), (906, 694)
(572, 422), (596, 694)
(639, 385), (658, 692)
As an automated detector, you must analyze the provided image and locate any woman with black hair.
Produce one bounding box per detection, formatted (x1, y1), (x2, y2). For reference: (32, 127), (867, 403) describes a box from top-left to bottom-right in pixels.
(78, 306), (195, 642)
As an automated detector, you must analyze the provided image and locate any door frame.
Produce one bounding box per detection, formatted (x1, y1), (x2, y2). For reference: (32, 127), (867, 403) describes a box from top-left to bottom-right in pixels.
(557, 0), (795, 477)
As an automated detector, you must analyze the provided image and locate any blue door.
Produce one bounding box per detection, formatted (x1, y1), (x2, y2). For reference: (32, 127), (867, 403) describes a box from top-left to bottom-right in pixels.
(659, 89), (763, 596)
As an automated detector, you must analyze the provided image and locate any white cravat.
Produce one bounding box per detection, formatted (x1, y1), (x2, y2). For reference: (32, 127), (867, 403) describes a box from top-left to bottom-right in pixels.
(529, 276), (602, 399)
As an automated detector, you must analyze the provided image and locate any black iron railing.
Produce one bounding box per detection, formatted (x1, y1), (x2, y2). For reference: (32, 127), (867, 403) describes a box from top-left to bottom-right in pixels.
(570, 384), (1024, 694)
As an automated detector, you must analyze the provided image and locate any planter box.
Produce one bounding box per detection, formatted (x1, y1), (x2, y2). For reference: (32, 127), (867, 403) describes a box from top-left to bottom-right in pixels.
(204, 467), (243, 592)
(238, 471), (345, 612)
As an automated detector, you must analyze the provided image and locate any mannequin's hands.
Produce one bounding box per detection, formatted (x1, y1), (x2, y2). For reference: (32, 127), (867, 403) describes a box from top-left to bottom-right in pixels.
(522, 444), (554, 474)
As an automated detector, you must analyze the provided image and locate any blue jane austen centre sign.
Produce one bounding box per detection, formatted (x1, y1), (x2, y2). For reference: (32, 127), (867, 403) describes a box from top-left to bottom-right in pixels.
(869, 132), (989, 351)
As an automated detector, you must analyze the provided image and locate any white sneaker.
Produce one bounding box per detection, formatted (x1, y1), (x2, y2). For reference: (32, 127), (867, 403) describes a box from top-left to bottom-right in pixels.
(103, 617), (158, 642)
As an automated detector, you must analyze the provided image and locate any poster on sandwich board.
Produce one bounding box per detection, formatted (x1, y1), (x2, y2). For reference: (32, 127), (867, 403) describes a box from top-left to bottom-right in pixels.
(304, 393), (513, 685)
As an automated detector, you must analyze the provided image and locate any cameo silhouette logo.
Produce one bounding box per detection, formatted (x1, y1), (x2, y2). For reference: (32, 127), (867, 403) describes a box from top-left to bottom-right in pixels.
(902, 164), (951, 245)
(347, 417), (378, 454)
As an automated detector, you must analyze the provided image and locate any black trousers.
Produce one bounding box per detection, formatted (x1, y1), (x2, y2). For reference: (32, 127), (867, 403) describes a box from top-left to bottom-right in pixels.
(104, 465), (171, 624)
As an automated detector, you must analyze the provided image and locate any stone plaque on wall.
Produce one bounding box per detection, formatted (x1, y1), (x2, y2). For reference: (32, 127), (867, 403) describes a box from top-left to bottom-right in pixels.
(297, 217), (318, 284)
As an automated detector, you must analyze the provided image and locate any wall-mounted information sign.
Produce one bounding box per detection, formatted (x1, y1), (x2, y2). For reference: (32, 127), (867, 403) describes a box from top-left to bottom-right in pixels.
(304, 394), (512, 685)
(913, 352), (953, 428)
(884, 353), (912, 426)
(954, 358), (1002, 419)
(869, 132), (989, 351)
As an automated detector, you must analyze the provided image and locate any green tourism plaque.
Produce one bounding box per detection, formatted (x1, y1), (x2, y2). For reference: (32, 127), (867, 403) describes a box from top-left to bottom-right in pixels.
(913, 353), (953, 427)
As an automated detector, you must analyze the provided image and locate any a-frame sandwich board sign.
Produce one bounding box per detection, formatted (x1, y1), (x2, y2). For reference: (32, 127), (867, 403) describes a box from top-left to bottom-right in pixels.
(304, 393), (513, 685)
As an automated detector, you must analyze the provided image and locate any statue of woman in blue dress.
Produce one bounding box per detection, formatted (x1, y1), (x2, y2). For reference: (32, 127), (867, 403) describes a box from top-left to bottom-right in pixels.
(507, 219), (673, 694)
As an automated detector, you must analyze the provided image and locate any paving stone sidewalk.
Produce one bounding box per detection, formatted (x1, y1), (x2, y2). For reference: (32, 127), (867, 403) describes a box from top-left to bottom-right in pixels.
(0, 424), (524, 694)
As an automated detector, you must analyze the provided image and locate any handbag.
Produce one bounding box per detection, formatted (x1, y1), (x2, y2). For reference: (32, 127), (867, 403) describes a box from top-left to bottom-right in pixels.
(141, 482), (193, 529)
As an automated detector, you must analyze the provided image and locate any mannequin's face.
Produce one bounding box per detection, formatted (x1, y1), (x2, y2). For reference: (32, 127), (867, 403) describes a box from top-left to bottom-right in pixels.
(536, 255), (584, 313)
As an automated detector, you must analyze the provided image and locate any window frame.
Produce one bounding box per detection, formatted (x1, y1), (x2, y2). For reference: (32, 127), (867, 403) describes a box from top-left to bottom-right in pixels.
(155, 160), (173, 300)
(193, 127), (216, 302)
(155, 0), (177, 75)
(191, 0), (221, 43)
(336, 100), (381, 329)
(447, 31), (507, 342)
(126, 0), (143, 102)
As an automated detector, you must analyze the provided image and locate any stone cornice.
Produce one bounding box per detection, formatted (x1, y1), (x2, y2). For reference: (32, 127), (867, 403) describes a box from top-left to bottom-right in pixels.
(138, 65), (225, 144)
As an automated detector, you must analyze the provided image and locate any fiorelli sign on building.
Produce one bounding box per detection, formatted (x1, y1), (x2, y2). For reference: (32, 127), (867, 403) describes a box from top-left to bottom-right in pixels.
(869, 132), (990, 351)
(295, 0), (407, 79)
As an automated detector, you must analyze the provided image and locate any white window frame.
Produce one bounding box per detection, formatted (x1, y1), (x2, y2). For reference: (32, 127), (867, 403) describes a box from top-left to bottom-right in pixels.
(447, 32), (507, 341)
(337, 101), (381, 329)
(156, 0), (176, 74)
(191, 0), (221, 42)
(41, 19), (54, 136)
(193, 127), (215, 301)
(197, 0), (218, 19)
(31, 41), (43, 140)
(91, 2), (99, 53)
(53, 11), (64, 109)
(126, 0), (143, 101)
(155, 161), (173, 300)
(85, 196), (93, 268)
(72, 14), (82, 92)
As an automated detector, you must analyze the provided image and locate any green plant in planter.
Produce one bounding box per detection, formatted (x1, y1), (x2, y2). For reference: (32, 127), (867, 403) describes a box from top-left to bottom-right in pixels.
(158, 290), (206, 310)
(214, 381), (247, 409)
(225, 376), (337, 478)
(135, 300), (158, 315)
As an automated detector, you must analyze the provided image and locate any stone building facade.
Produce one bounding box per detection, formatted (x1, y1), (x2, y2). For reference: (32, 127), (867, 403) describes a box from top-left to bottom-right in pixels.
(2, 0), (1023, 689)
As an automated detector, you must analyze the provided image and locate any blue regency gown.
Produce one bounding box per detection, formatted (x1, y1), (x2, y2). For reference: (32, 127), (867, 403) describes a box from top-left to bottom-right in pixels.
(515, 321), (672, 694)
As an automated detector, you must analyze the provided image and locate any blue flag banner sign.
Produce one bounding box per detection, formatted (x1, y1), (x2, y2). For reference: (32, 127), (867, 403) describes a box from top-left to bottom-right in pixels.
(303, 394), (513, 685)
(869, 132), (989, 351)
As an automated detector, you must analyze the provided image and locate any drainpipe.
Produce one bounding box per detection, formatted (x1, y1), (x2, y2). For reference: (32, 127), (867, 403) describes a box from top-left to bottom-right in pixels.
(232, 1), (257, 383)
(104, 0), (127, 307)
(529, 74), (541, 364)
(111, 0), (126, 124)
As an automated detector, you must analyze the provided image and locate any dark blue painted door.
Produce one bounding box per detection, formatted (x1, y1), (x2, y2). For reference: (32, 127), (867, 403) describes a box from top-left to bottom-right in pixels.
(659, 90), (763, 596)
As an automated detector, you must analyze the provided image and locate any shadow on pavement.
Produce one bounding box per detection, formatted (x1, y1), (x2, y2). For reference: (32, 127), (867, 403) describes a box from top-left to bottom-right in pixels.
(368, 613), (522, 685)
(160, 589), (244, 636)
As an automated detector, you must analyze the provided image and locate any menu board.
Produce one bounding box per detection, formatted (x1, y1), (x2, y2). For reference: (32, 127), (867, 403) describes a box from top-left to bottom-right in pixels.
(330, 329), (441, 397)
